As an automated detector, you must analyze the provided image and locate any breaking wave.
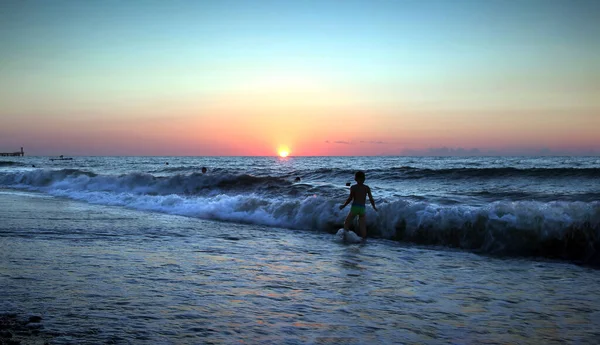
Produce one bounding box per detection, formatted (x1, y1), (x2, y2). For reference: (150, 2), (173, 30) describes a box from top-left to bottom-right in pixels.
(1, 168), (599, 265)
(299, 166), (600, 182)
(0, 161), (26, 167)
(386, 167), (600, 179)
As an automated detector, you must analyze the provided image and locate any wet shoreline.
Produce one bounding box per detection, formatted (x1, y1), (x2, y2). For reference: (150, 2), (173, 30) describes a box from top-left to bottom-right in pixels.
(2, 190), (600, 344)
(0, 313), (54, 345)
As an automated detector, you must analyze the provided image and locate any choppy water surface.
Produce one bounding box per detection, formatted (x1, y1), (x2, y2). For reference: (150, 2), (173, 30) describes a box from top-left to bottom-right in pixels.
(1, 156), (599, 265)
(1, 191), (599, 344)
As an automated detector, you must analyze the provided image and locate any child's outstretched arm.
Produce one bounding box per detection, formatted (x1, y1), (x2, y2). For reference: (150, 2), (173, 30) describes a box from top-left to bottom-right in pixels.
(339, 189), (354, 210)
(367, 186), (377, 211)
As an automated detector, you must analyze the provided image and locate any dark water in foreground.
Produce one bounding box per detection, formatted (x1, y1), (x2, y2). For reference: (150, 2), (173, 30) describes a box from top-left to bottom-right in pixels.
(1, 190), (599, 344)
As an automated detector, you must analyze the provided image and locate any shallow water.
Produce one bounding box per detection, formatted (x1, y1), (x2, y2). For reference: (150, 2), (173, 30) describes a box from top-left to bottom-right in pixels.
(1, 190), (599, 344)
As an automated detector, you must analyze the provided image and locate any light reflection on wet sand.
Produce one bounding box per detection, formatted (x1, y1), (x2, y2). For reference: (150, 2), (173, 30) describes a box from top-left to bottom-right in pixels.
(1, 190), (599, 344)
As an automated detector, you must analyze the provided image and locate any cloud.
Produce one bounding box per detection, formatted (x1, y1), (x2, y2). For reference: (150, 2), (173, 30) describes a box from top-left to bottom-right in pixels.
(401, 147), (486, 156)
(359, 140), (388, 145)
(428, 147), (481, 155)
(401, 146), (599, 156)
(325, 140), (389, 145)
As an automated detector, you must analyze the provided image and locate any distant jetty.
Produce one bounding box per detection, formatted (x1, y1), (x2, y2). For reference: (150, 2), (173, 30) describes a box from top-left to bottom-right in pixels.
(0, 147), (24, 157)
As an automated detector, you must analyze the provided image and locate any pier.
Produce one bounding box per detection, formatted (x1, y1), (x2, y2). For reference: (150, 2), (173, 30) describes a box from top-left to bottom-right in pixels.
(0, 147), (24, 157)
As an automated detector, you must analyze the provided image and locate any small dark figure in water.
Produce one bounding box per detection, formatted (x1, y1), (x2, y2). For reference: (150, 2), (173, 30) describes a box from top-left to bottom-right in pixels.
(346, 182), (351, 186)
(294, 177), (301, 182)
(166, 162), (169, 165)
(32, 165), (35, 167)
(201, 167), (207, 174)
(339, 171), (377, 240)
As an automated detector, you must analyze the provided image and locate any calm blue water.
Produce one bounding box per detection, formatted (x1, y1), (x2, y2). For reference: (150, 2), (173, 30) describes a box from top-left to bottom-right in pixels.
(1, 156), (599, 264)
(1, 156), (600, 344)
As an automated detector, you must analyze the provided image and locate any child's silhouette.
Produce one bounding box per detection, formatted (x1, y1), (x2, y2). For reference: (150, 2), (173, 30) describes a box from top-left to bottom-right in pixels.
(339, 171), (377, 240)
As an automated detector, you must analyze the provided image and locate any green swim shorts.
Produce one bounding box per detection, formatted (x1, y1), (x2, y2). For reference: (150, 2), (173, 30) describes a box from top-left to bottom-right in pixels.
(350, 204), (366, 216)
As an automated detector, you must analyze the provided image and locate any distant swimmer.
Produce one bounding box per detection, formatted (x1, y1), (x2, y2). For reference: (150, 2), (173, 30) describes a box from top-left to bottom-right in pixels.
(166, 162), (169, 165)
(339, 171), (377, 241)
(294, 177), (301, 182)
(201, 167), (207, 174)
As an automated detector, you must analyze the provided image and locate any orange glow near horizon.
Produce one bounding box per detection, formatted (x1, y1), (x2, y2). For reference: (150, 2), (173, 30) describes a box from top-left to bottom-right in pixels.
(2, 104), (599, 156)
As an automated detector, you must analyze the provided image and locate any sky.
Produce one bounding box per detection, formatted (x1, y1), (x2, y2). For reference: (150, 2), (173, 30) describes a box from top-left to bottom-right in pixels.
(1, 0), (599, 156)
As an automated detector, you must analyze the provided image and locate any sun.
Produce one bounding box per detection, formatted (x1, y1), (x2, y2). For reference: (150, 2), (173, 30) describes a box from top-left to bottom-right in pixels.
(278, 146), (290, 158)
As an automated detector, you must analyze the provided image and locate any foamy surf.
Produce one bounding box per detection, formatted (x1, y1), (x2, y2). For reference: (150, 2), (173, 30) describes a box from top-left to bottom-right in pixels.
(335, 229), (363, 243)
(1, 156), (599, 265)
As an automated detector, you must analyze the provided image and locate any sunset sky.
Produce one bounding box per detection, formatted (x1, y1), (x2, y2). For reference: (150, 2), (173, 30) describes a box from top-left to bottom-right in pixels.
(1, 0), (599, 156)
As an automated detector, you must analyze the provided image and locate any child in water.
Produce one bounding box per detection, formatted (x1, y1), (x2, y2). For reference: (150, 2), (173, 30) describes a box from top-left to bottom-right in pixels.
(339, 171), (377, 240)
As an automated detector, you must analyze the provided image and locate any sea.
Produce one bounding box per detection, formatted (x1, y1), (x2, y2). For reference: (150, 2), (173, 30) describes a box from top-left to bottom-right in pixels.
(1, 156), (599, 344)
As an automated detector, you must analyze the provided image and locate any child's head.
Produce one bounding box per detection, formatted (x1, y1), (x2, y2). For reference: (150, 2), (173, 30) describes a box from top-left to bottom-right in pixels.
(355, 171), (365, 183)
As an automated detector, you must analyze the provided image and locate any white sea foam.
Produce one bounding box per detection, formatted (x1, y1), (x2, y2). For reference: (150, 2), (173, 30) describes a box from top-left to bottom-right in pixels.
(334, 229), (363, 243)
(1, 167), (599, 260)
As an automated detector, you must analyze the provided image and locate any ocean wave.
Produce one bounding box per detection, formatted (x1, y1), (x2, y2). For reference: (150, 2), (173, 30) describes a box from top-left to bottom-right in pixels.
(1, 168), (599, 265)
(387, 167), (600, 179)
(374, 200), (600, 265)
(297, 166), (600, 182)
(44, 190), (600, 266)
(152, 166), (200, 173)
(0, 168), (294, 197)
(0, 161), (26, 167)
